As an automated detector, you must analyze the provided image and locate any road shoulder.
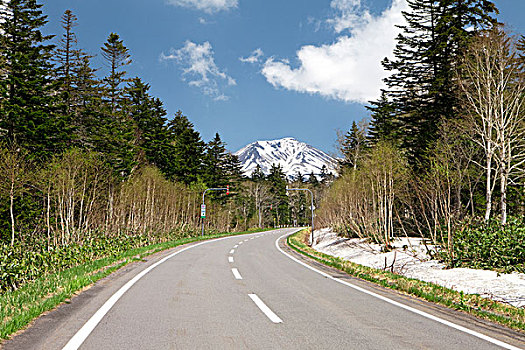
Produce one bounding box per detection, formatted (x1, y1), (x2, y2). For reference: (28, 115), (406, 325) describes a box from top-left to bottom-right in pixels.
(279, 234), (525, 349)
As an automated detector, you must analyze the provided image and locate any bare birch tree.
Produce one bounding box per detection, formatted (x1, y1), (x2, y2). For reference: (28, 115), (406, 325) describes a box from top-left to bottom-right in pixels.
(458, 27), (525, 224)
(0, 145), (29, 245)
(245, 180), (271, 228)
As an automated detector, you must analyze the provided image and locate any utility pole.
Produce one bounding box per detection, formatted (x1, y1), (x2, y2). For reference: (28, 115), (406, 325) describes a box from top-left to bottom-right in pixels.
(286, 187), (315, 246)
(201, 186), (229, 236)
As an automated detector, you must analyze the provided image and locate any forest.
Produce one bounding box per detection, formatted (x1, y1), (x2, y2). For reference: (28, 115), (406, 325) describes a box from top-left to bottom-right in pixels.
(316, 0), (525, 273)
(0, 0), (328, 292)
(1, 0), (524, 294)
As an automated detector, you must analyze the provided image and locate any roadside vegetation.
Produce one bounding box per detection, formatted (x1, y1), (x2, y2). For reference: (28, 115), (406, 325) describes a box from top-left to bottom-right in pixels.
(0, 228), (267, 340)
(288, 229), (525, 332)
(0, 3), (325, 340)
(317, 1), (525, 273)
(2, 0), (525, 340)
(0, 1), (319, 297)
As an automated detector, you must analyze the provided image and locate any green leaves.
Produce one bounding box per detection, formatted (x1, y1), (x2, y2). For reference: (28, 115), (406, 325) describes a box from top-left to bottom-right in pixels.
(448, 217), (525, 273)
(368, 0), (498, 164)
(0, 231), (152, 292)
(0, 0), (71, 158)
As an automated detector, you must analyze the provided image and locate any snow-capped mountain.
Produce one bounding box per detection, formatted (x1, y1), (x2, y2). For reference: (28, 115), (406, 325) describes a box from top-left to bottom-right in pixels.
(234, 137), (337, 180)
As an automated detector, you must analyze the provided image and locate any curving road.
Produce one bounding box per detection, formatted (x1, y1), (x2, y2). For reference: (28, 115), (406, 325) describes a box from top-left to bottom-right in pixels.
(4, 228), (525, 349)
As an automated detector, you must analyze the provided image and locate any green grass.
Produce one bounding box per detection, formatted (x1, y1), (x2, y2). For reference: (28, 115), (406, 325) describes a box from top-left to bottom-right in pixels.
(287, 229), (525, 332)
(0, 228), (270, 341)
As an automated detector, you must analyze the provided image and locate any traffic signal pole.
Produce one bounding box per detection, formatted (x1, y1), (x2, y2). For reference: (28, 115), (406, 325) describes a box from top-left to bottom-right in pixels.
(201, 186), (229, 236)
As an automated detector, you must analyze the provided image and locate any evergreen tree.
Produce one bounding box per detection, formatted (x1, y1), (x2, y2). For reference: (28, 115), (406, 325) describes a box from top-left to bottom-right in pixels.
(222, 152), (243, 187)
(308, 171), (319, 186)
(166, 110), (205, 184)
(319, 165), (334, 185)
(0, 0), (70, 157)
(267, 164), (289, 225)
(53, 10), (78, 115)
(250, 164), (265, 181)
(340, 120), (368, 169)
(97, 32), (136, 178)
(101, 32), (130, 114)
(368, 0), (497, 163)
(204, 133), (228, 187)
(368, 92), (399, 142)
(124, 78), (171, 171)
(53, 9), (101, 149)
(70, 49), (101, 149)
(293, 170), (304, 183)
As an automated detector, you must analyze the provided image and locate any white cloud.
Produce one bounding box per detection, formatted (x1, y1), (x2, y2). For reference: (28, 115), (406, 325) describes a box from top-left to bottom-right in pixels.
(161, 41), (236, 101)
(261, 0), (408, 104)
(327, 0), (372, 33)
(239, 48), (264, 64)
(166, 0), (237, 13)
(307, 16), (322, 33)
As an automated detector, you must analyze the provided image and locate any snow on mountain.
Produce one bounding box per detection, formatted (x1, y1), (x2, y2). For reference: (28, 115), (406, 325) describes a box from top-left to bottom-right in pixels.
(234, 137), (337, 180)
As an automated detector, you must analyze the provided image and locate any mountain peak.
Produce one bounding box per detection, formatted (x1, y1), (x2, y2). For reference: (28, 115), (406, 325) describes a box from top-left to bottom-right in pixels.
(235, 137), (337, 180)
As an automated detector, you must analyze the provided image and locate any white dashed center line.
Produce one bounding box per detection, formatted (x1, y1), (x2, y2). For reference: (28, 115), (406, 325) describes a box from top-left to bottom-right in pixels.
(248, 294), (283, 324)
(232, 268), (243, 280)
(228, 256), (234, 263)
(229, 249), (235, 254)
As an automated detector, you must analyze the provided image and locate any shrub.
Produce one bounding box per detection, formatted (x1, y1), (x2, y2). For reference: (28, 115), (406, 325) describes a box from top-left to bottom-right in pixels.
(0, 230), (189, 292)
(447, 217), (525, 273)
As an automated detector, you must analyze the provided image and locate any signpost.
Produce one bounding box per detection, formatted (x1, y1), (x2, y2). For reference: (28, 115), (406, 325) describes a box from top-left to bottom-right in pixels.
(201, 204), (206, 219)
(201, 187), (229, 236)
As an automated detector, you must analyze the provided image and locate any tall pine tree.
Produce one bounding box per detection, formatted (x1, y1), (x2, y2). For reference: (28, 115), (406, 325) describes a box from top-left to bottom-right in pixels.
(267, 164), (289, 226)
(203, 133), (229, 187)
(69, 49), (101, 149)
(368, 0), (497, 164)
(222, 152), (243, 188)
(124, 77), (172, 171)
(0, 0), (70, 158)
(101, 32), (130, 114)
(340, 120), (368, 170)
(53, 9), (101, 149)
(54, 10), (78, 115)
(166, 110), (205, 184)
(97, 32), (136, 178)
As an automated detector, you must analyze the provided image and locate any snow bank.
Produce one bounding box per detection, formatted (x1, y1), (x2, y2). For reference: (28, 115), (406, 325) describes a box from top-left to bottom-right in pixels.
(313, 228), (525, 308)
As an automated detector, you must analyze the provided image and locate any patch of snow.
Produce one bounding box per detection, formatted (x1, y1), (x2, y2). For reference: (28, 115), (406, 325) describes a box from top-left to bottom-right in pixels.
(313, 228), (525, 308)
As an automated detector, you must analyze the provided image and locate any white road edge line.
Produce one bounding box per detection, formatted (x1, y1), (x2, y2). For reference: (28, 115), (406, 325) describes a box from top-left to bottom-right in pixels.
(275, 233), (521, 350)
(228, 256), (234, 263)
(248, 294), (283, 323)
(61, 234), (254, 350)
(229, 249), (235, 254)
(232, 268), (243, 280)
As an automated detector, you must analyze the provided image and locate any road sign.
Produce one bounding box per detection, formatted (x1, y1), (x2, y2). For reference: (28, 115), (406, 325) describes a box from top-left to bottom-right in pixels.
(201, 204), (206, 218)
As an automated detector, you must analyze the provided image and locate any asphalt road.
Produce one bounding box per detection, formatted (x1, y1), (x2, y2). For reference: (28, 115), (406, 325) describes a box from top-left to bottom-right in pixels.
(4, 228), (525, 349)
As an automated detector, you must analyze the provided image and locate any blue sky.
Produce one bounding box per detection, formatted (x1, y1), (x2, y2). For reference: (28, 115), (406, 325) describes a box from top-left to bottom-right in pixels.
(42, 0), (525, 154)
